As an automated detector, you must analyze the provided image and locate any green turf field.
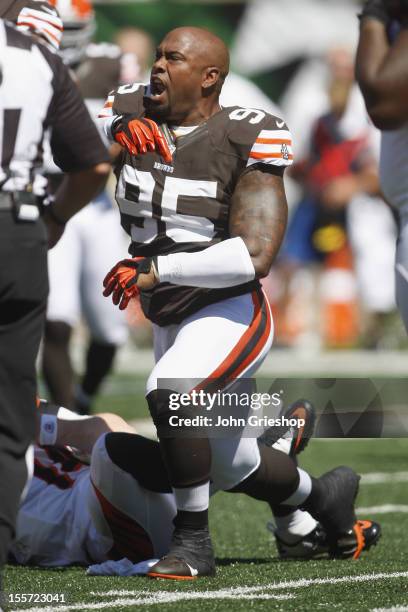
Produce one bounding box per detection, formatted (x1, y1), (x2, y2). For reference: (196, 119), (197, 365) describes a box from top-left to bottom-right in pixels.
(10, 375), (408, 611)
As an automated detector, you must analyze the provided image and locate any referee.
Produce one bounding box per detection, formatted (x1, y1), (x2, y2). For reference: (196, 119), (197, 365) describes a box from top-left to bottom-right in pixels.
(0, 3), (110, 579)
(356, 0), (408, 329)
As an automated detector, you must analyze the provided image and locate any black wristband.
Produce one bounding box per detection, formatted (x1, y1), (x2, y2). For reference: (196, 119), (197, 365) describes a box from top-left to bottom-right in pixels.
(136, 256), (159, 283)
(44, 204), (66, 227)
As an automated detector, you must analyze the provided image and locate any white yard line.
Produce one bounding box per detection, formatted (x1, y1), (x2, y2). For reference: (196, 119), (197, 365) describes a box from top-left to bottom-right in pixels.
(9, 592), (294, 612)
(372, 607), (408, 612)
(357, 504), (408, 514)
(361, 472), (408, 485)
(13, 571), (408, 612)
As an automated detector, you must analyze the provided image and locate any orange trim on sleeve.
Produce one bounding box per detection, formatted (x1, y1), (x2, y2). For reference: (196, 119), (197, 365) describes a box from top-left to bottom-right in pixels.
(249, 152), (293, 160)
(255, 138), (292, 145)
(17, 21), (61, 45)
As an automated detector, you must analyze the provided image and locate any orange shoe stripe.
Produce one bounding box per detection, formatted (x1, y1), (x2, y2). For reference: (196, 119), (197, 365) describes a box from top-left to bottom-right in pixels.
(357, 519), (372, 530)
(147, 572), (197, 581)
(352, 522), (365, 559)
(290, 406), (307, 451)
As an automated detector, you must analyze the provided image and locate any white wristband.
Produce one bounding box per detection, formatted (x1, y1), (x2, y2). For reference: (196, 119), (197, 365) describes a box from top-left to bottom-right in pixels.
(39, 414), (58, 446)
(157, 237), (256, 289)
(101, 115), (117, 143)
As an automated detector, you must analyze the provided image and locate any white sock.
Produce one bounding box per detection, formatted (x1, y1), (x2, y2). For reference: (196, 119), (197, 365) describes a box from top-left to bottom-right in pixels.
(273, 510), (317, 544)
(173, 482), (210, 512)
(281, 468), (312, 506)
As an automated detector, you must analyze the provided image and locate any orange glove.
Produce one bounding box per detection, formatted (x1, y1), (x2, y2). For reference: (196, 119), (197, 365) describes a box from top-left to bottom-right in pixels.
(111, 115), (172, 163)
(103, 257), (154, 310)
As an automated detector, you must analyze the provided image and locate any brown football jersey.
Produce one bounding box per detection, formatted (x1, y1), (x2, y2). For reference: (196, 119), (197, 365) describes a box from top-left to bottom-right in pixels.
(105, 84), (293, 326)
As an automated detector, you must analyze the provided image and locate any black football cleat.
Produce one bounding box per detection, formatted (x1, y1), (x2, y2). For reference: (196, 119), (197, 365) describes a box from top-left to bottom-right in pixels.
(258, 399), (316, 457)
(270, 519), (381, 560)
(331, 519), (382, 559)
(304, 466), (360, 540)
(147, 526), (216, 580)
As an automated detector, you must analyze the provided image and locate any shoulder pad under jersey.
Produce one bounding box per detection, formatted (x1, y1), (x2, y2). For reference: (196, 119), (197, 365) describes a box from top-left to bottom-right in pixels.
(210, 106), (294, 170)
(98, 82), (147, 120)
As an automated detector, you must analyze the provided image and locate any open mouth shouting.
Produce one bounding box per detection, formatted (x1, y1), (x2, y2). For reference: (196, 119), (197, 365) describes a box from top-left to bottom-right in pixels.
(147, 78), (168, 105)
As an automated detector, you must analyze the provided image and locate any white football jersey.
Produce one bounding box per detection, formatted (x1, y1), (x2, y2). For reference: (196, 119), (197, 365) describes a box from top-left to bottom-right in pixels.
(12, 436), (176, 566)
(11, 446), (104, 566)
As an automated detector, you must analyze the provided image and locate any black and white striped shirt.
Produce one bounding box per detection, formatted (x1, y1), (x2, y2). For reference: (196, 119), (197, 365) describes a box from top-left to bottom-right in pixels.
(0, 19), (108, 194)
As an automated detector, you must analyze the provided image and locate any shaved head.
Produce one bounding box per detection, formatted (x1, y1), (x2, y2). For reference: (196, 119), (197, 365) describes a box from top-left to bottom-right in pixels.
(164, 27), (229, 86)
(147, 26), (229, 125)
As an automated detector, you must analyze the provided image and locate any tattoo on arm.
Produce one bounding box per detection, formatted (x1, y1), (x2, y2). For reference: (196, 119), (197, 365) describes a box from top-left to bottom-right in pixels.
(229, 167), (288, 278)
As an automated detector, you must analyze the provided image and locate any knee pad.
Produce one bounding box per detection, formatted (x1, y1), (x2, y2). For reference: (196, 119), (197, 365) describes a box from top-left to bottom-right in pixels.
(146, 389), (207, 438)
(146, 390), (211, 488)
(104, 431), (171, 493)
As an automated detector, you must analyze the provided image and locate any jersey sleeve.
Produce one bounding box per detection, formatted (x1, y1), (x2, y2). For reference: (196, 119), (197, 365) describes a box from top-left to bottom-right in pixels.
(98, 83), (146, 142)
(226, 108), (294, 172)
(45, 53), (110, 172)
(98, 82), (146, 119)
(246, 116), (294, 170)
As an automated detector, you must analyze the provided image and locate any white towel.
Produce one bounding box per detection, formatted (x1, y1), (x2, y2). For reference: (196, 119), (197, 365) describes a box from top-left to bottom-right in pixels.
(87, 558), (159, 576)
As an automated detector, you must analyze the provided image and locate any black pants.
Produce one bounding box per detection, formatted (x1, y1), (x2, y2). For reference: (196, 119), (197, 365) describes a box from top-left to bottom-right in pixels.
(0, 213), (48, 568)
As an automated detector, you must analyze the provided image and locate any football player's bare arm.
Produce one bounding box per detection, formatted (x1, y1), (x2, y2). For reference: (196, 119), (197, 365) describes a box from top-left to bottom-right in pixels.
(229, 168), (288, 278)
(36, 404), (135, 454)
(55, 413), (136, 455)
(356, 20), (408, 129)
(44, 164), (111, 248)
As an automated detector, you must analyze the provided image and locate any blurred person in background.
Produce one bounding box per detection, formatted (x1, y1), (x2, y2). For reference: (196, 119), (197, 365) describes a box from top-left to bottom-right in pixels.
(220, 72), (281, 117)
(0, 0), (110, 582)
(42, 4), (155, 415)
(114, 26), (154, 83)
(277, 47), (396, 349)
(356, 0), (408, 332)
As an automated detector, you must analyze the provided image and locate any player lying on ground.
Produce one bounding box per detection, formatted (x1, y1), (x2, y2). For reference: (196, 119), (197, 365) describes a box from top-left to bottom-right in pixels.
(10, 400), (380, 567)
